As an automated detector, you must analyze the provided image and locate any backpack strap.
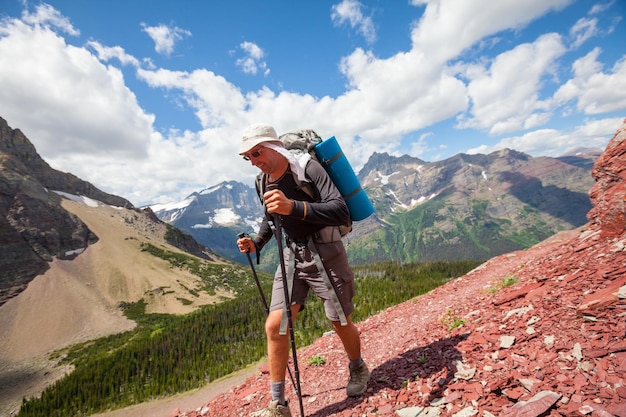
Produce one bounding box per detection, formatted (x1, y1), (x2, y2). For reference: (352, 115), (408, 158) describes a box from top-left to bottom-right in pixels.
(279, 246), (297, 335)
(291, 159), (317, 201)
(254, 172), (266, 204)
(307, 237), (348, 327)
(254, 173), (271, 265)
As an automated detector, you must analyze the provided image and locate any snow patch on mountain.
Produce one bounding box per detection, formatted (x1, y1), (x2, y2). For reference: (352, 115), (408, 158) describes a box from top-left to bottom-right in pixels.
(199, 183), (233, 195)
(377, 171), (398, 185)
(410, 193), (437, 206)
(52, 191), (100, 207)
(150, 197), (196, 223)
(388, 189), (438, 211)
(211, 208), (241, 227)
(150, 196), (195, 213)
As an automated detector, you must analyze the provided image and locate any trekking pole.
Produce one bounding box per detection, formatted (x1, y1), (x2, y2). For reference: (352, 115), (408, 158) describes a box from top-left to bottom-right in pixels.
(265, 184), (305, 417)
(237, 232), (269, 312)
(237, 232), (300, 407)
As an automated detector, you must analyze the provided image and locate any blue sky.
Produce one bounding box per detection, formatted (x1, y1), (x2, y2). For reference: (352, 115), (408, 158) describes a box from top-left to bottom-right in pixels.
(0, 0), (624, 206)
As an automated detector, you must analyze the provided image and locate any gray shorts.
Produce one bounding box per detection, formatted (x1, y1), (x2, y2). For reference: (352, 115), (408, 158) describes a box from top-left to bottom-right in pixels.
(269, 240), (355, 322)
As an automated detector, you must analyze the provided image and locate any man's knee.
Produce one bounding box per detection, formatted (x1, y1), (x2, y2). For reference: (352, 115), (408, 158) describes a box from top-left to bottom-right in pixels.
(265, 310), (283, 336)
(265, 307), (299, 337)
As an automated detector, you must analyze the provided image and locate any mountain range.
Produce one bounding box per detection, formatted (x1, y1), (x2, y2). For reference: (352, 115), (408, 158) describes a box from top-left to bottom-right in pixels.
(0, 114), (600, 305)
(150, 142), (599, 272)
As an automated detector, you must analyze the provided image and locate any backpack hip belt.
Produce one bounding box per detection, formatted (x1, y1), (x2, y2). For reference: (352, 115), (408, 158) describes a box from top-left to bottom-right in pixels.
(313, 225), (346, 244)
(285, 225), (345, 247)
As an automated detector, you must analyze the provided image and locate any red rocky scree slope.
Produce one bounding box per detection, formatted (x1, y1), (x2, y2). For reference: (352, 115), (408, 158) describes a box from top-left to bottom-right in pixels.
(173, 122), (626, 417)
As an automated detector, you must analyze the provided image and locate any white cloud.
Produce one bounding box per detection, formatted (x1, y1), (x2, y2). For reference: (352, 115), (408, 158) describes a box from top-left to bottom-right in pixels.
(235, 42), (269, 76)
(554, 48), (626, 114)
(331, 0), (376, 43)
(409, 0), (573, 64)
(87, 41), (141, 67)
(466, 116), (624, 156)
(137, 67), (247, 128)
(570, 17), (599, 49)
(337, 47), (468, 141)
(0, 0), (624, 207)
(332, 0), (577, 146)
(0, 11), (152, 160)
(141, 23), (191, 56)
(20, 3), (79, 36)
(409, 132), (433, 158)
(457, 33), (567, 135)
(589, 1), (615, 15)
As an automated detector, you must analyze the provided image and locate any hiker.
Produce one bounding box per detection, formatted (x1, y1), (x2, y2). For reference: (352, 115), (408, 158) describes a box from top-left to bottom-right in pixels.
(236, 123), (370, 416)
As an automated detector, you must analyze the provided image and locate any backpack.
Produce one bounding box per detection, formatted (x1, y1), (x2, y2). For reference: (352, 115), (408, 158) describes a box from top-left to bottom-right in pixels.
(255, 129), (352, 236)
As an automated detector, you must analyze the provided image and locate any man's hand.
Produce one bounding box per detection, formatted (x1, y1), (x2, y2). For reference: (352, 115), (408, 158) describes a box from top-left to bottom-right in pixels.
(263, 189), (294, 215)
(237, 237), (256, 253)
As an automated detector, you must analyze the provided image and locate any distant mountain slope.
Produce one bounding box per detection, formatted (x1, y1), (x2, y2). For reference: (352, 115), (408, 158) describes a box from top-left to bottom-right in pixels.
(0, 195), (243, 416)
(351, 148), (597, 263)
(150, 181), (261, 265)
(0, 116), (132, 304)
(1, 198), (233, 359)
(152, 147), (598, 270)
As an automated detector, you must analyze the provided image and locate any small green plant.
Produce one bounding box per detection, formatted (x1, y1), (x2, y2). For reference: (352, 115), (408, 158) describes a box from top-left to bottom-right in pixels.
(486, 274), (519, 293)
(439, 308), (465, 332)
(308, 355), (327, 366)
(502, 274), (518, 287)
(417, 354), (428, 364)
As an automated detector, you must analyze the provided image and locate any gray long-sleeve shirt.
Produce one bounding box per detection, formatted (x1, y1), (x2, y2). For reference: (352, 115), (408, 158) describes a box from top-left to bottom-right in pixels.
(253, 159), (350, 250)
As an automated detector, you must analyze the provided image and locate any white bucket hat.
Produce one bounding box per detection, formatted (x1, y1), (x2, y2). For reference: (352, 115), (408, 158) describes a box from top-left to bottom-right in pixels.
(239, 123), (309, 183)
(239, 124), (283, 154)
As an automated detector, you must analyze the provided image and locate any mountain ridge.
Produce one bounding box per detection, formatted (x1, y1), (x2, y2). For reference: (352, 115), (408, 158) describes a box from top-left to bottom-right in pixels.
(0, 116), (131, 305)
(150, 144), (599, 271)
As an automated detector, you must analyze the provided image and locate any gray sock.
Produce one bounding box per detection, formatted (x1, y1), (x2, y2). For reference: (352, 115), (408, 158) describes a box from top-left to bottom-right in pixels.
(349, 356), (363, 369)
(270, 381), (286, 404)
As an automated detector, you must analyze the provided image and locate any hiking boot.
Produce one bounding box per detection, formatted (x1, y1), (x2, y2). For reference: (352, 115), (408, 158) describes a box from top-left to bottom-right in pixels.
(250, 399), (292, 417)
(346, 361), (370, 396)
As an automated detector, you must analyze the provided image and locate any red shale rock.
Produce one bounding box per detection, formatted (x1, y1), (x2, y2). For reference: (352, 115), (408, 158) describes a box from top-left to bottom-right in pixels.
(174, 121), (626, 416)
(588, 120), (626, 237)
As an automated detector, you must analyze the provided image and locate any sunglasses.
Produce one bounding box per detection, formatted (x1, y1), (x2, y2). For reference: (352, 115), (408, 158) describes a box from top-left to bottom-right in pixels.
(243, 148), (263, 161)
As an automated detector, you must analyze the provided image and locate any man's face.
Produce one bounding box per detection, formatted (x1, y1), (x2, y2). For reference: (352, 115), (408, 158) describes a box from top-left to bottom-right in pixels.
(243, 146), (272, 173)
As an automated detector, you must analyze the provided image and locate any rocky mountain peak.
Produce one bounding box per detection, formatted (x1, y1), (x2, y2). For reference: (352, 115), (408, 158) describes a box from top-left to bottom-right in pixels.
(359, 151), (426, 178)
(491, 147), (529, 159)
(0, 117), (39, 160)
